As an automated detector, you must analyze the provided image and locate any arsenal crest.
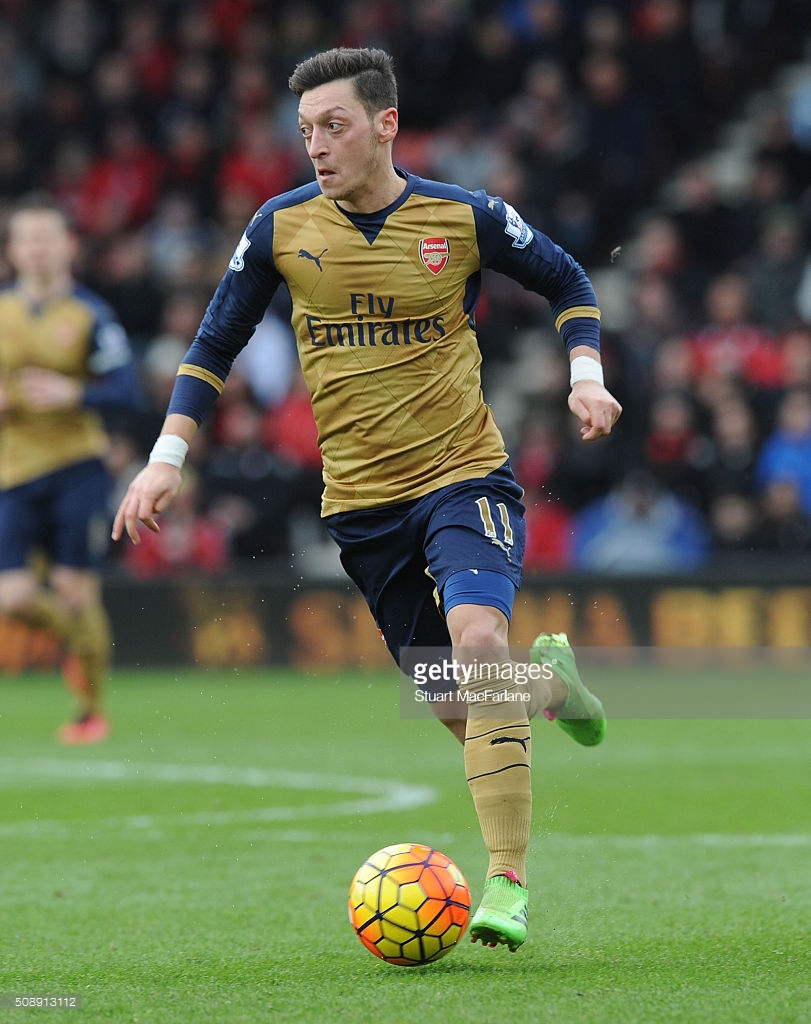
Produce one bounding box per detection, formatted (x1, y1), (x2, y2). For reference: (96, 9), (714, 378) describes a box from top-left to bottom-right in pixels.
(420, 237), (449, 275)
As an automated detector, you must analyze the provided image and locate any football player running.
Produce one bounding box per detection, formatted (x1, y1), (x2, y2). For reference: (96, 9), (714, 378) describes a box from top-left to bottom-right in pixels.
(113, 48), (621, 951)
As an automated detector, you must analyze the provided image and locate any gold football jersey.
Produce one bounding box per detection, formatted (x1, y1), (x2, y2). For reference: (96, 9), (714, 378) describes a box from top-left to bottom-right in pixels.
(0, 286), (130, 488)
(272, 191), (507, 512)
(171, 173), (601, 515)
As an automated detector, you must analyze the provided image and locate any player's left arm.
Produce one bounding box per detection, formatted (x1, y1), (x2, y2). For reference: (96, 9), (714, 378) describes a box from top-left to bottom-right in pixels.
(20, 299), (144, 413)
(567, 344), (622, 441)
(82, 303), (144, 411)
(472, 193), (621, 439)
(13, 362), (141, 412)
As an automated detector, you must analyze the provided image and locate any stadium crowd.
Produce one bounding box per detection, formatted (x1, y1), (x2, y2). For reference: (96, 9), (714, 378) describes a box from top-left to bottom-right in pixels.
(2, 0), (811, 576)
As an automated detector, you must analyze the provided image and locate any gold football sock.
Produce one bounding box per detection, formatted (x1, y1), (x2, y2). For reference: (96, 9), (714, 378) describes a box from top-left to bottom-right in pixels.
(66, 603), (112, 711)
(460, 662), (534, 885)
(465, 715), (532, 884)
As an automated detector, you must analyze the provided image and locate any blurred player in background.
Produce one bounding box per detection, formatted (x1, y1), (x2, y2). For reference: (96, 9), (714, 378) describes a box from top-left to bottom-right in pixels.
(113, 49), (621, 950)
(0, 195), (141, 743)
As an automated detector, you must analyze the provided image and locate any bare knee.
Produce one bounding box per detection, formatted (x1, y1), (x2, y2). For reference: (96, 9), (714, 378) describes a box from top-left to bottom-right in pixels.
(446, 603), (509, 653)
(50, 567), (101, 612)
(0, 570), (39, 616)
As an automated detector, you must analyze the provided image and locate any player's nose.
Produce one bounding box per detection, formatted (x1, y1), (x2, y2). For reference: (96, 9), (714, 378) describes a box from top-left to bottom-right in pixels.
(307, 126), (329, 157)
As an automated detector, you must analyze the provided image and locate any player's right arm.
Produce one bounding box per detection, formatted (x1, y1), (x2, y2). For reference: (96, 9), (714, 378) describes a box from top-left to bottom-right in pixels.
(111, 413), (198, 544)
(112, 202), (285, 545)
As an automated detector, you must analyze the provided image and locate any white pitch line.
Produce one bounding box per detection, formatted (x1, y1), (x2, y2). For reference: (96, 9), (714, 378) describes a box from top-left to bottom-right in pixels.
(537, 832), (811, 849)
(0, 758), (426, 793)
(0, 758), (437, 837)
(1, 760), (808, 849)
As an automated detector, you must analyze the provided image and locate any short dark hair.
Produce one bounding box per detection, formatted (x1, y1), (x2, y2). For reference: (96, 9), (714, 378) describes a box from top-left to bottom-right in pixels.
(288, 47), (397, 118)
(8, 191), (74, 234)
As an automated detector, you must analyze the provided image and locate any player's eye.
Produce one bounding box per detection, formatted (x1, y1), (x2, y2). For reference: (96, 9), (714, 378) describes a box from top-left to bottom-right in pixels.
(298, 124), (312, 138)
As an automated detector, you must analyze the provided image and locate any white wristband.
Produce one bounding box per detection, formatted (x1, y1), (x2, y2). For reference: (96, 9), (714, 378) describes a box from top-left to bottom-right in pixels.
(148, 434), (189, 468)
(569, 355), (604, 387)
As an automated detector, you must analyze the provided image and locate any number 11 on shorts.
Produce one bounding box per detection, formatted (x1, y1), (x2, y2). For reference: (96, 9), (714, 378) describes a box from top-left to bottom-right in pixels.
(475, 496), (514, 549)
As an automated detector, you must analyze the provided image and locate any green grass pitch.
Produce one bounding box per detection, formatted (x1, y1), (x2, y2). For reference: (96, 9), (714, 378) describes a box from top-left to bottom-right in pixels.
(0, 666), (809, 1024)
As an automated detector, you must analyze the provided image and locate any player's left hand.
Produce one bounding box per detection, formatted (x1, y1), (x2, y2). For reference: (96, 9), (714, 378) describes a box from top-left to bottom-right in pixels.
(568, 380), (622, 440)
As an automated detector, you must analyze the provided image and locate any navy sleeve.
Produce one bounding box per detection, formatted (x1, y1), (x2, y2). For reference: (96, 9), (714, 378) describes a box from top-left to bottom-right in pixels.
(167, 208), (284, 422)
(75, 287), (145, 410)
(470, 190), (601, 353)
(83, 362), (146, 411)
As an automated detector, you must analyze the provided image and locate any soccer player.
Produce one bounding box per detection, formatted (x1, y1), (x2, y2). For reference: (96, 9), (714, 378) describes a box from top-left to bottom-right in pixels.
(0, 195), (142, 743)
(112, 48), (622, 950)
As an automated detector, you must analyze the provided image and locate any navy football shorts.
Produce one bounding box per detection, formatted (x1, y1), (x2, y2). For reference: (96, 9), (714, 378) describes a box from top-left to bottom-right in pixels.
(0, 458), (111, 571)
(325, 461), (526, 668)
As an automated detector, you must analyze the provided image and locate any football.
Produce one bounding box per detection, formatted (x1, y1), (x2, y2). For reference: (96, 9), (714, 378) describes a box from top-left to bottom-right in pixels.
(348, 842), (471, 966)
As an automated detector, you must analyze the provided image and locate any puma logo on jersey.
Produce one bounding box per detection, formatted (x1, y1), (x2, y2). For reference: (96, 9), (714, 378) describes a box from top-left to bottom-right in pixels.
(298, 248), (328, 271)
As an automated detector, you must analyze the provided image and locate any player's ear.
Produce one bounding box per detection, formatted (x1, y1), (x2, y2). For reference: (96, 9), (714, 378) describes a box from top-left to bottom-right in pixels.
(377, 107), (398, 144)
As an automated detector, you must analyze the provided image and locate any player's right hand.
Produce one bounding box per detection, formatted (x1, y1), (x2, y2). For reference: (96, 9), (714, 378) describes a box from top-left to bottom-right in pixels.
(111, 462), (184, 544)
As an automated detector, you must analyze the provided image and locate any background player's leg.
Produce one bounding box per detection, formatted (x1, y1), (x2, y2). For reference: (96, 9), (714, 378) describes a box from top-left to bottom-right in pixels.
(0, 566), (101, 738)
(0, 566), (110, 740)
(0, 568), (72, 636)
(50, 566), (111, 719)
(48, 460), (112, 741)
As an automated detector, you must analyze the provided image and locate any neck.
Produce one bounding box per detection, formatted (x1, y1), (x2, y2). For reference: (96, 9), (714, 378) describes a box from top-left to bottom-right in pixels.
(339, 166), (406, 215)
(18, 272), (72, 305)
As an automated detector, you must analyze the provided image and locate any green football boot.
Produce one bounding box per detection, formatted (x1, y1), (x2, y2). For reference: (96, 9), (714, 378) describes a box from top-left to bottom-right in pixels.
(469, 872), (529, 952)
(530, 632), (606, 747)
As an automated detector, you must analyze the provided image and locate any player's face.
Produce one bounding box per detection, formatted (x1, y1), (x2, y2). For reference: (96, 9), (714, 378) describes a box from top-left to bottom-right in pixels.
(7, 210), (76, 283)
(298, 79), (395, 212)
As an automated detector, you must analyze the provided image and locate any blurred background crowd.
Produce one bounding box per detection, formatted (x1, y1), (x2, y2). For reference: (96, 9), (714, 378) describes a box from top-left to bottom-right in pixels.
(2, 0), (811, 578)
